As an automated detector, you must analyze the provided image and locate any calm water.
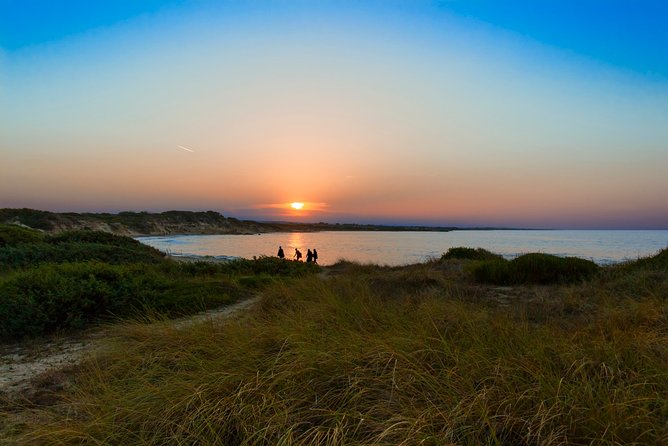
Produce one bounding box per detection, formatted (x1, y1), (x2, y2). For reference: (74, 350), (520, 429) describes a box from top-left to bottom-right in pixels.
(138, 230), (668, 266)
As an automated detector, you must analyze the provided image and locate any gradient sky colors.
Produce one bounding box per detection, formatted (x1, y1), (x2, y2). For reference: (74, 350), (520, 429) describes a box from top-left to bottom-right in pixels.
(1, 1), (667, 229)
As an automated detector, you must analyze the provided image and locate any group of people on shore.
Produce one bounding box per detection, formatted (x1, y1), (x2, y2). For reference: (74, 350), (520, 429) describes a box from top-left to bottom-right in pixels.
(276, 246), (318, 263)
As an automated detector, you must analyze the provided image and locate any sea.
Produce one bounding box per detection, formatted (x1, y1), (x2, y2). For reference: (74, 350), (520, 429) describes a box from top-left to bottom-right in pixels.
(137, 230), (668, 266)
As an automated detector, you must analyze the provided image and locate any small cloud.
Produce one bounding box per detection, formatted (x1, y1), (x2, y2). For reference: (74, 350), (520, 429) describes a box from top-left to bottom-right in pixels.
(177, 145), (194, 153)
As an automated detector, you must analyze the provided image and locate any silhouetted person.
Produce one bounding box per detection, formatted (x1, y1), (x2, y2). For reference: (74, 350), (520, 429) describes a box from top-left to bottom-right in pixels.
(312, 248), (318, 264)
(294, 248), (302, 261)
(277, 246), (285, 259)
(306, 249), (313, 263)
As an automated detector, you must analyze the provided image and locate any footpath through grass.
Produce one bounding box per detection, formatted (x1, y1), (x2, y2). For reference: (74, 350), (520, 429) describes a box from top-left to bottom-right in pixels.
(5, 247), (668, 445)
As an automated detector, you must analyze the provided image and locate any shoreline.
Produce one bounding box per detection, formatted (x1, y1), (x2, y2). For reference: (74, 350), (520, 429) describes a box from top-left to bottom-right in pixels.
(142, 231), (668, 267)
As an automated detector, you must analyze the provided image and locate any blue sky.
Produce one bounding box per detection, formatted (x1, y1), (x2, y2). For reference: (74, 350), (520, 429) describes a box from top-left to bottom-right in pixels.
(1, 1), (667, 228)
(3, 0), (666, 77)
(442, 1), (668, 78)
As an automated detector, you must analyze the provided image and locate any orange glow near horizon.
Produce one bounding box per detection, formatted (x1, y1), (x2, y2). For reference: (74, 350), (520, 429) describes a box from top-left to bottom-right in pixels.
(248, 202), (329, 218)
(3, 2), (668, 230)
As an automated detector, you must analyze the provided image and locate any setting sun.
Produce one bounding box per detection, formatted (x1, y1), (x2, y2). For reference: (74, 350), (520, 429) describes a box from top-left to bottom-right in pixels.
(290, 202), (304, 210)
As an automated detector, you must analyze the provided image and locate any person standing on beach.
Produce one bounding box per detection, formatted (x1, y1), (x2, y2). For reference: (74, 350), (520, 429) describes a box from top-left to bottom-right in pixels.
(294, 248), (302, 261)
(312, 248), (318, 264)
(277, 246), (285, 259)
(306, 249), (313, 263)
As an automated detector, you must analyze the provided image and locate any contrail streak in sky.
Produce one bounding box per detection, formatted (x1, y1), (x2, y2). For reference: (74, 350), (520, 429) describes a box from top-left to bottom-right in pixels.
(177, 145), (194, 152)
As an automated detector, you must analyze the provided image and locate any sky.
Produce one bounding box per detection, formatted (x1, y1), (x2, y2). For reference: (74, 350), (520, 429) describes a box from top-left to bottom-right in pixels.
(1, 0), (667, 229)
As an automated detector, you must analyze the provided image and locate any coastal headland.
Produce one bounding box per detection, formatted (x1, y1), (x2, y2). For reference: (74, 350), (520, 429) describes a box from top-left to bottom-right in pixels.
(0, 208), (509, 236)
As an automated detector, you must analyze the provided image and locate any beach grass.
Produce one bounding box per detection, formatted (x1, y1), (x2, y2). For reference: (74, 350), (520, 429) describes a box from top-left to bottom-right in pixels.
(5, 248), (667, 445)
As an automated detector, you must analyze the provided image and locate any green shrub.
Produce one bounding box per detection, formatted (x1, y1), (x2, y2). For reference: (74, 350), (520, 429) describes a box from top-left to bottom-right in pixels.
(471, 259), (512, 284)
(0, 262), (175, 339)
(218, 256), (319, 277)
(165, 257), (320, 278)
(0, 261), (251, 340)
(0, 242), (166, 269)
(0, 230), (166, 269)
(617, 247), (668, 272)
(0, 208), (56, 230)
(47, 230), (140, 247)
(238, 274), (275, 289)
(441, 246), (503, 261)
(473, 253), (599, 285)
(172, 260), (229, 276)
(0, 224), (43, 247)
(0, 252), (319, 338)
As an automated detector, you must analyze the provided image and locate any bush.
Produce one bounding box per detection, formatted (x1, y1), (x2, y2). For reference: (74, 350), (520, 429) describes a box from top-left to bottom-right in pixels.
(0, 243), (167, 269)
(0, 208), (56, 230)
(238, 274), (275, 289)
(217, 256), (319, 277)
(0, 261), (249, 340)
(164, 257), (320, 278)
(0, 262), (176, 339)
(0, 224), (43, 247)
(618, 247), (668, 272)
(0, 230), (166, 269)
(441, 246), (503, 261)
(0, 247), (320, 338)
(472, 253), (599, 285)
(47, 230), (140, 247)
(471, 259), (512, 284)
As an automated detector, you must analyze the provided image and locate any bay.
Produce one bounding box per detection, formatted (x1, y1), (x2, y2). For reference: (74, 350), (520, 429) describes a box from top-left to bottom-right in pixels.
(138, 230), (668, 266)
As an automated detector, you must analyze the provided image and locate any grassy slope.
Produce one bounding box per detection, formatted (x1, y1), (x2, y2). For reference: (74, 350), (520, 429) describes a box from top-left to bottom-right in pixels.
(1, 208), (500, 235)
(5, 249), (667, 445)
(0, 208), (270, 235)
(0, 225), (318, 340)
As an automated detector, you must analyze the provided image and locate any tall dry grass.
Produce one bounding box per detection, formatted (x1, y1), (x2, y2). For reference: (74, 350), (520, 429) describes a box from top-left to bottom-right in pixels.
(7, 254), (668, 445)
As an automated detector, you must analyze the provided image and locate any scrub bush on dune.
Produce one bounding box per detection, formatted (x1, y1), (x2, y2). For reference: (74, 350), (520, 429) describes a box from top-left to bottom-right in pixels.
(0, 228), (167, 269)
(0, 262), (173, 339)
(440, 246), (503, 261)
(472, 253), (599, 285)
(0, 224), (44, 247)
(0, 227), (322, 339)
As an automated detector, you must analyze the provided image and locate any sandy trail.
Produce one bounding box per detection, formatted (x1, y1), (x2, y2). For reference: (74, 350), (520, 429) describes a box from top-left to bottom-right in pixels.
(0, 297), (259, 396)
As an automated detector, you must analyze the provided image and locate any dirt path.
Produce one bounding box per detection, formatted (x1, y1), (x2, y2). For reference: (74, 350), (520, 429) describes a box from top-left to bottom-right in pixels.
(0, 297), (259, 397)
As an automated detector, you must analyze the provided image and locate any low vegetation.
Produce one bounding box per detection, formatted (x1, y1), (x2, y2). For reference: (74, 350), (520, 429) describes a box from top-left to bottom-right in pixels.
(2, 230), (667, 444)
(471, 253), (600, 285)
(0, 229), (167, 270)
(440, 246), (503, 261)
(441, 247), (600, 285)
(0, 208), (462, 236)
(0, 208), (267, 235)
(0, 224), (318, 340)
